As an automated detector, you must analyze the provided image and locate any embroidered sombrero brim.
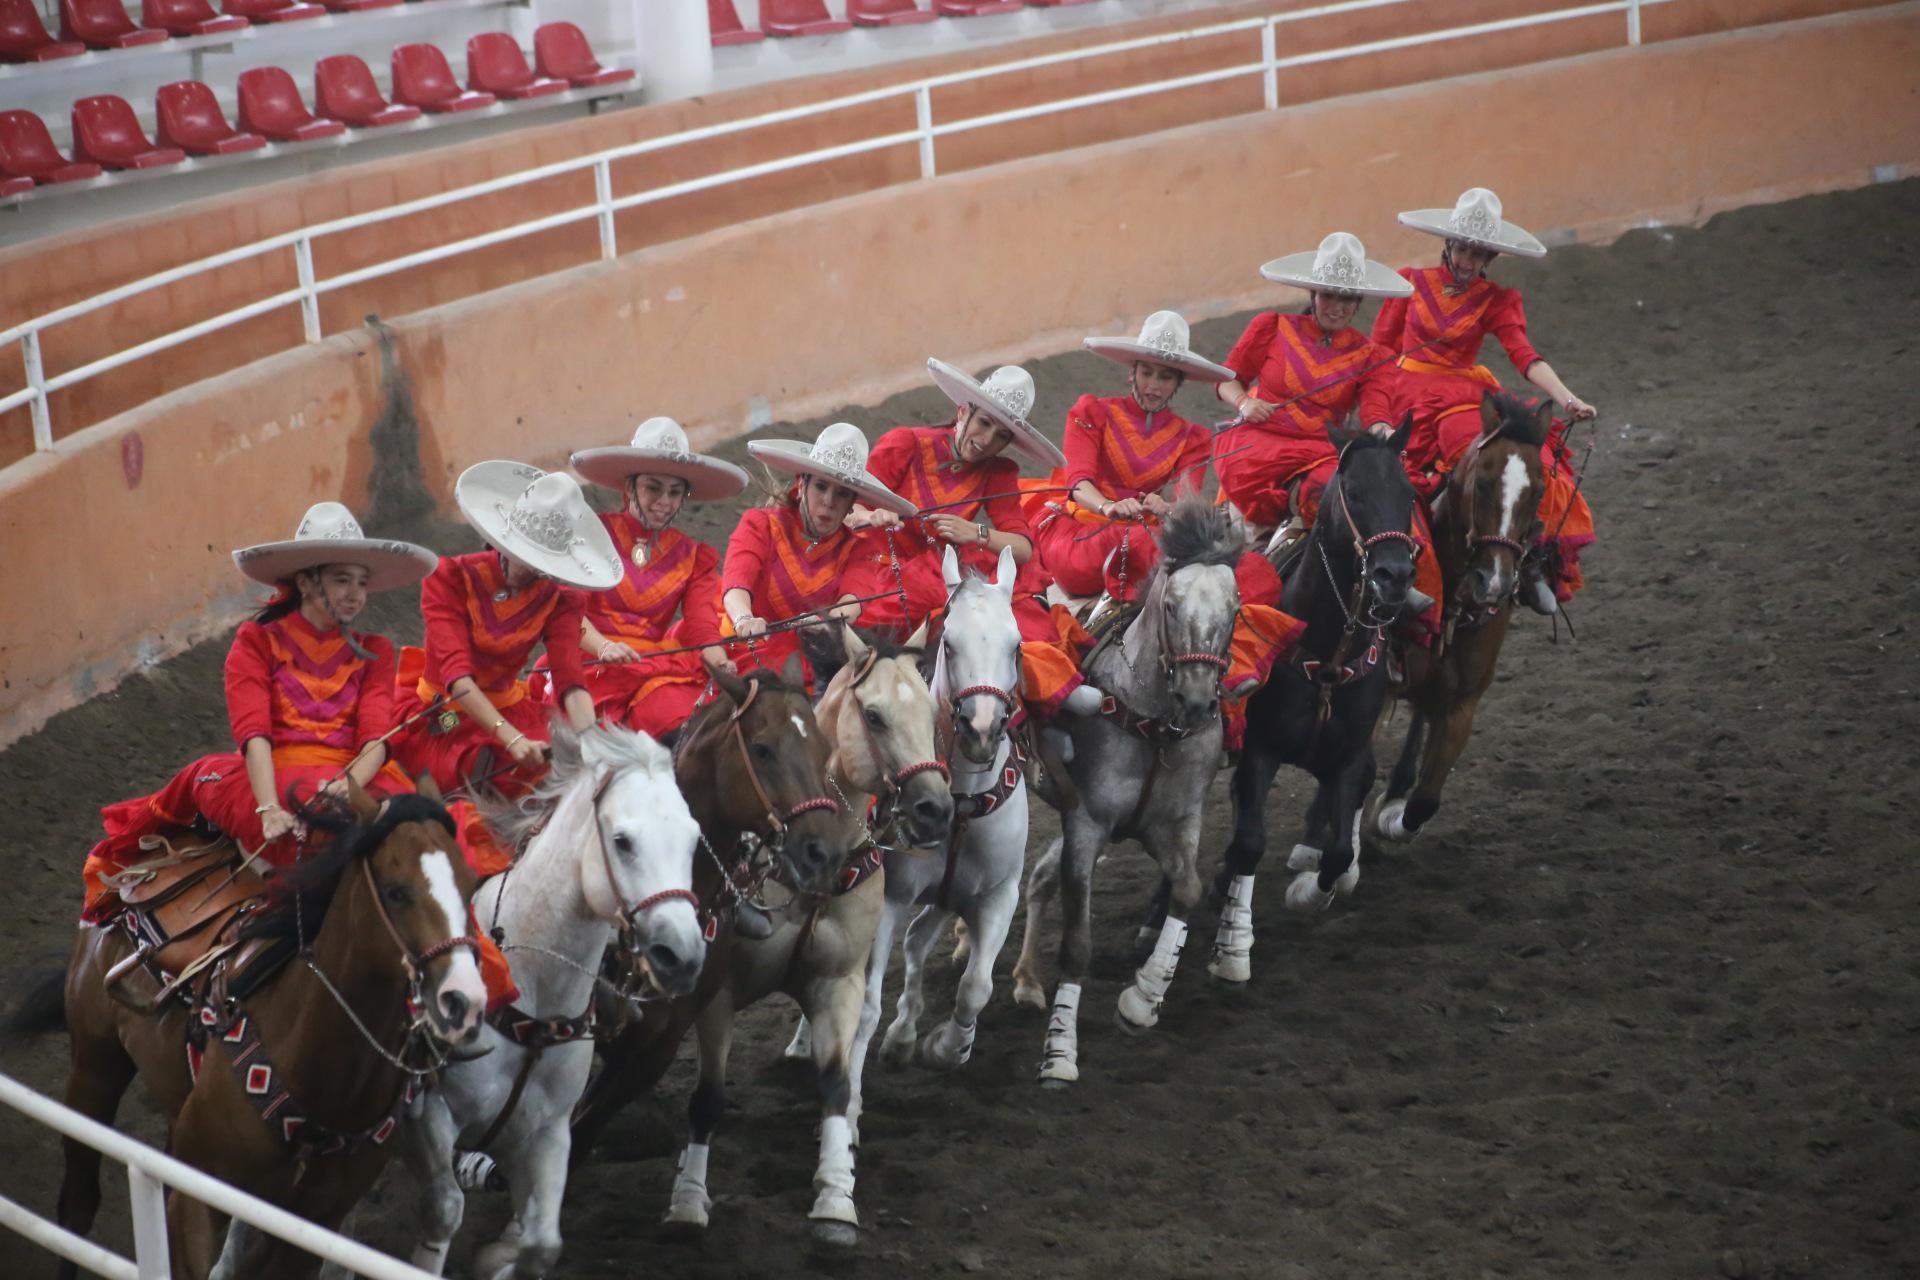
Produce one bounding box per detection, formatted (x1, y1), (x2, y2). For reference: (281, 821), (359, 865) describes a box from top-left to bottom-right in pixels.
(925, 358), (1067, 470)
(570, 446), (749, 501)
(1082, 337), (1235, 384)
(456, 460), (624, 590)
(747, 439), (919, 517)
(1397, 208), (1547, 258)
(233, 538), (437, 593)
(1259, 252), (1413, 298)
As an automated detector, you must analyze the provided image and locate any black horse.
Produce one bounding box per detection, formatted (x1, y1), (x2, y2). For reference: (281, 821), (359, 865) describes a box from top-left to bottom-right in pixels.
(1143, 416), (1421, 981)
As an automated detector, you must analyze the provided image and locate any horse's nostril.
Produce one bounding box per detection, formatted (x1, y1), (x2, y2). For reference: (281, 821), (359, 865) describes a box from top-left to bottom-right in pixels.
(802, 838), (830, 872)
(441, 990), (470, 1026)
(647, 942), (681, 976)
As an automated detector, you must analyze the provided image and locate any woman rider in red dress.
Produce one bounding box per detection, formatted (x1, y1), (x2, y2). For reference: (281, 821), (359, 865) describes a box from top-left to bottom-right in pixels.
(1372, 188), (1598, 613)
(721, 423), (910, 688)
(392, 464), (622, 798)
(80, 503), (436, 920)
(563, 417), (748, 741)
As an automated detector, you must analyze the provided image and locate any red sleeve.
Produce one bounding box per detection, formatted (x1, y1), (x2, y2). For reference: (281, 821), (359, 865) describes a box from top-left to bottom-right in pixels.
(679, 542), (724, 647)
(1485, 285), (1542, 374)
(1356, 341), (1399, 427)
(722, 509), (772, 597)
(1169, 421), (1212, 497)
(419, 558), (477, 690)
(984, 464), (1031, 541)
(865, 428), (914, 491)
(838, 543), (886, 604)
(1369, 274), (1413, 351)
(225, 622), (275, 748)
(1061, 395), (1107, 492)
(352, 635), (397, 746)
(1224, 312), (1280, 387)
(543, 587), (590, 698)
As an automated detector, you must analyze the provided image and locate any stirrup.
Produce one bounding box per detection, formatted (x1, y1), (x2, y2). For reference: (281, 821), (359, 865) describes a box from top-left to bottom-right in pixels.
(1083, 592), (1123, 633)
(1523, 578), (1559, 616)
(733, 899), (775, 941)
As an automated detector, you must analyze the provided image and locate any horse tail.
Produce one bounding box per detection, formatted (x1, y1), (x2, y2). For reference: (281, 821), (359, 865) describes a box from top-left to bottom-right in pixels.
(4, 959), (69, 1036)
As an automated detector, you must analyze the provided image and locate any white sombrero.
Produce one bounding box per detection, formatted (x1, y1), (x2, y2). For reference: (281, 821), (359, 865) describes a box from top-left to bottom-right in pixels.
(232, 501), (437, 592)
(570, 416), (749, 502)
(1260, 232), (1413, 299)
(925, 358), (1067, 471)
(1084, 310), (1234, 384)
(1398, 187), (1546, 259)
(455, 461), (624, 590)
(746, 422), (917, 517)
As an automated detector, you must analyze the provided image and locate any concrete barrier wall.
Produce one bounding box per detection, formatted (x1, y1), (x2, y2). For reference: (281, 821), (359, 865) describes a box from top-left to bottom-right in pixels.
(1, 2), (1915, 746)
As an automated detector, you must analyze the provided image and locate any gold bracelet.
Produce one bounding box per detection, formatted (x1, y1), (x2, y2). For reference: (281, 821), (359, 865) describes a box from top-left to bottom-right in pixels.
(504, 730), (527, 749)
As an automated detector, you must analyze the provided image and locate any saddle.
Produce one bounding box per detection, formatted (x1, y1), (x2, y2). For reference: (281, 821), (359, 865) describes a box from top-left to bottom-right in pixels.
(101, 837), (288, 1014)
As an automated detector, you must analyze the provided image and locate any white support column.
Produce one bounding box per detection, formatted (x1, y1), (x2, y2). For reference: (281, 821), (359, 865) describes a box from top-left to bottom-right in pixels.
(1626, 0), (1642, 45)
(595, 159), (616, 260)
(126, 1166), (170, 1280)
(294, 238), (321, 342)
(1261, 20), (1277, 110)
(634, 0), (715, 102)
(22, 331), (50, 452)
(914, 84), (935, 179)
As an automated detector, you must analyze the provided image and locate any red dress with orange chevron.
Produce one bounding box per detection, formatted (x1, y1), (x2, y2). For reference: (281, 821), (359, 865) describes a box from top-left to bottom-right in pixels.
(1371, 266), (1594, 599)
(391, 551), (588, 795)
(565, 514), (723, 739)
(720, 502), (883, 684)
(1214, 311), (1397, 530)
(81, 612), (409, 921)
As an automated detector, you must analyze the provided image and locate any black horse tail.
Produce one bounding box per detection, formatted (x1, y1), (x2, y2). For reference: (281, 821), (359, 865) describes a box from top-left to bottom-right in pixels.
(5, 961), (69, 1036)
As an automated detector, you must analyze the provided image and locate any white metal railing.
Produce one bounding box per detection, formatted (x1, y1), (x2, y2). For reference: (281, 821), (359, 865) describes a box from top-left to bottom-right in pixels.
(0, 0), (1714, 457)
(0, 1071), (435, 1279)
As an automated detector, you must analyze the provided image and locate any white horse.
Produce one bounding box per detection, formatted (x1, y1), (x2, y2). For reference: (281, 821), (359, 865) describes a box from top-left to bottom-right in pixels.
(400, 722), (705, 1278)
(1011, 498), (1241, 1085)
(845, 546), (1029, 1132)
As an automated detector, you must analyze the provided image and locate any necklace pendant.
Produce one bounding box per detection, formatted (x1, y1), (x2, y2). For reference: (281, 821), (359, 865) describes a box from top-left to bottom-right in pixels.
(492, 588), (510, 603)
(631, 542), (650, 568)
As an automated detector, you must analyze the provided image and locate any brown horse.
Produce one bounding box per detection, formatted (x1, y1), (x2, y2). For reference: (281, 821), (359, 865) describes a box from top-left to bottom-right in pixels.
(568, 658), (861, 1167)
(55, 789), (485, 1279)
(1368, 391), (1551, 843)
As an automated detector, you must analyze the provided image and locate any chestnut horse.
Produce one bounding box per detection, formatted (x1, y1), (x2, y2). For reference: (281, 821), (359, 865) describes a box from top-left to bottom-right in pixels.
(55, 789), (485, 1279)
(1369, 391), (1551, 843)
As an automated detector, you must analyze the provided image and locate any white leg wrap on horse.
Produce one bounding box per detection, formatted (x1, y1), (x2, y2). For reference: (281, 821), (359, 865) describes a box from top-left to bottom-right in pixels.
(1038, 982), (1081, 1084)
(784, 1015), (814, 1060)
(1284, 869), (1336, 913)
(809, 1115), (859, 1225)
(1375, 797), (1410, 842)
(1286, 844), (1323, 872)
(663, 1143), (712, 1227)
(411, 1241), (452, 1276)
(1117, 917), (1186, 1029)
(920, 1017), (976, 1069)
(1208, 875), (1255, 983)
(453, 1150), (498, 1192)
(1334, 813), (1362, 895)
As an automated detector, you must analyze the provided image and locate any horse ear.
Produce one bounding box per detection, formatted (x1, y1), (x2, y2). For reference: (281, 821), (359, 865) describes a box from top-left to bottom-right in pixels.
(712, 667), (750, 706)
(413, 773), (443, 804)
(902, 619), (930, 654)
(1327, 418), (1358, 451)
(1387, 410), (1414, 454)
(1479, 392), (1500, 437)
(840, 622), (868, 666)
(993, 545), (1017, 595)
(780, 652), (807, 690)
(941, 544), (963, 593)
(345, 777), (379, 820)
(1534, 398), (1557, 437)
(1523, 517), (1545, 546)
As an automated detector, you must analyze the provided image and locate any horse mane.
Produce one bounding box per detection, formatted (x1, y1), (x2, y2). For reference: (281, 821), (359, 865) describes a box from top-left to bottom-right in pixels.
(482, 720), (675, 857)
(1484, 389), (1551, 447)
(798, 622), (912, 692)
(1154, 494), (1242, 574)
(675, 663), (801, 763)
(238, 793), (457, 944)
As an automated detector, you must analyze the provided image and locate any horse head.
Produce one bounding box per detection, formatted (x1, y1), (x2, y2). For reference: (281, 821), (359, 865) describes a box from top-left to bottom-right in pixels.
(817, 623), (954, 849)
(1445, 391), (1551, 609)
(1146, 497), (1241, 733)
(935, 544), (1022, 767)
(1327, 413), (1421, 621)
(690, 663), (857, 896)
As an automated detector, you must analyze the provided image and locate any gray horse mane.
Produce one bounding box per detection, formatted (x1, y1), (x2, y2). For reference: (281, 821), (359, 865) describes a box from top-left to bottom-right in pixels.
(1154, 495), (1241, 576)
(481, 719), (674, 857)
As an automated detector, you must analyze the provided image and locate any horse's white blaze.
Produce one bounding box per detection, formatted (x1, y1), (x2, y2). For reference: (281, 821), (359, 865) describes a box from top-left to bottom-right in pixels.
(790, 714), (809, 739)
(419, 850), (485, 1003)
(1497, 451), (1529, 538)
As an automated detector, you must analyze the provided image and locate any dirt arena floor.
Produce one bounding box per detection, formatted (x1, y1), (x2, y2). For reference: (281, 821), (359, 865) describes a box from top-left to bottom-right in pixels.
(3, 177), (1917, 1279)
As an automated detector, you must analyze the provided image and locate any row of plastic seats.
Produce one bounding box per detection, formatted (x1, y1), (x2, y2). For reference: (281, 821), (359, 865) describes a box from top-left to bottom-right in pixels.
(0, 26), (630, 187)
(0, 0), (406, 61)
(707, 0), (1095, 44)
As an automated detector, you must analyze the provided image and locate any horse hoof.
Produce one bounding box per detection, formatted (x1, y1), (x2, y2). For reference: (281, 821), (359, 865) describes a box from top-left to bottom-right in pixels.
(1114, 986), (1161, 1031)
(1283, 871), (1335, 914)
(1037, 1055), (1079, 1086)
(661, 1194), (711, 1233)
(811, 1220), (860, 1249)
(1011, 977), (1047, 1010)
(916, 1024), (972, 1071)
(879, 1028), (916, 1069)
(1207, 951), (1251, 984)
(1333, 861), (1360, 895)
(473, 1242), (518, 1280)
(1286, 844), (1323, 872)
(1368, 795), (1413, 844)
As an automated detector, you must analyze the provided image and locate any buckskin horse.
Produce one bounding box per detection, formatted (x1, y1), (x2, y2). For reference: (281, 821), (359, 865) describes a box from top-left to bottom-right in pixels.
(1368, 391), (1550, 845)
(679, 623), (951, 1243)
(52, 788), (485, 1279)
(1009, 497), (1241, 1085)
(397, 722), (706, 1279)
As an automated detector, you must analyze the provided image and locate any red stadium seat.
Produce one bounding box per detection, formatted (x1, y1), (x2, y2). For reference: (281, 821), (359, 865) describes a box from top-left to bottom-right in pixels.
(0, 0), (85, 60)
(142, 0), (245, 35)
(1024, 0), (1100, 6)
(0, 174), (32, 197)
(314, 54), (422, 127)
(0, 111), (102, 183)
(156, 81), (266, 155)
(392, 43), (496, 113)
(59, 0), (169, 48)
(467, 32), (567, 100)
(222, 0), (322, 23)
(849, 0), (935, 26)
(533, 22), (634, 88)
(71, 96), (186, 169)
(318, 0), (398, 10)
(761, 0), (851, 36)
(236, 66), (347, 141)
(935, 0), (1024, 15)
(706, 0), (763, 45)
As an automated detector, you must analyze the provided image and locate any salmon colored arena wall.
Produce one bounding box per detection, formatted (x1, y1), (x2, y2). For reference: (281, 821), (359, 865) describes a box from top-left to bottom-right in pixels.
(1, 4), (1915, 747)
